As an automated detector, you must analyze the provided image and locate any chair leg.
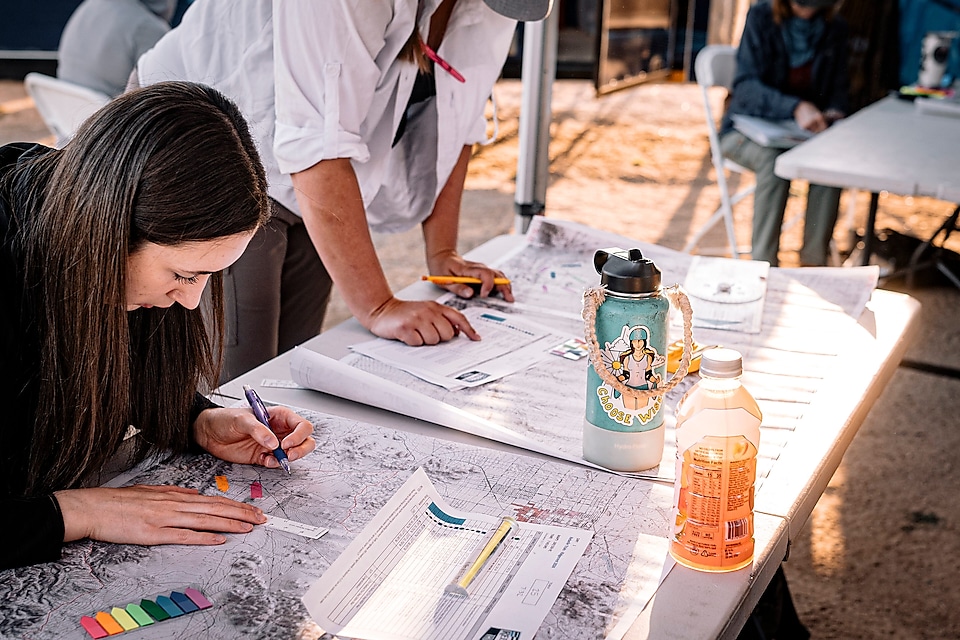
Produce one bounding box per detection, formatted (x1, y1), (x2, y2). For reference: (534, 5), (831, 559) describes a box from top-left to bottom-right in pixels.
(906, 204), (960, 288)
(683, 206), (728, 253)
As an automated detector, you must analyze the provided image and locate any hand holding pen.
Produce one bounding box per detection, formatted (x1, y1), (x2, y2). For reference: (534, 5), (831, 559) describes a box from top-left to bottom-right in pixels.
(243, 385), (292, 473)
(189, 399), (315, 469)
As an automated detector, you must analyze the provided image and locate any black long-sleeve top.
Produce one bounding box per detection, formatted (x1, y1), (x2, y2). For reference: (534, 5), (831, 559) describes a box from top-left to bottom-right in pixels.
(0, 143), (217, 570)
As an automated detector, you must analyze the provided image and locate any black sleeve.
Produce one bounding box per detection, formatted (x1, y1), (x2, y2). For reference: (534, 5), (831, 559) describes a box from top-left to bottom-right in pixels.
(190, 392), (220, 425)
(187, 392), (221, 453)
(0, 494), (65, 570)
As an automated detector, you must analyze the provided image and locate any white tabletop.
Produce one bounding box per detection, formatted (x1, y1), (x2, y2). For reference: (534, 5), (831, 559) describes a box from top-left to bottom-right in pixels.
(218, 230), (919, 639)
(774, 95), (960, 202)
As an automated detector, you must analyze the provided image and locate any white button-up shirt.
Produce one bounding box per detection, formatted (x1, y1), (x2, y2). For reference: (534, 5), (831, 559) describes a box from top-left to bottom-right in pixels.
(138, 0), (515, 233)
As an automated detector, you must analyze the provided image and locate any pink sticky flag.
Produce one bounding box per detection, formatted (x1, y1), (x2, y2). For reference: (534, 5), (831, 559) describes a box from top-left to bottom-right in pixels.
(250, 481), (263, 499)
(79, 616), (108, 639)
(184, 587), (213, 610)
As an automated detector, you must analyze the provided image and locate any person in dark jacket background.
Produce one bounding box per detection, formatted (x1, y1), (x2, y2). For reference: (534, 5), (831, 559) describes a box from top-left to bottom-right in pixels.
(720, 0), (849, 266)
(0, 81), (315, 570)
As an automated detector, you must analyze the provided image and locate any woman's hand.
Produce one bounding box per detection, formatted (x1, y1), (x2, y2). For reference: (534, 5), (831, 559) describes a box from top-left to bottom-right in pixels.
(426, 250), (515, 302)
(192, 405), (316, 469)
(55, 485), (267, 545)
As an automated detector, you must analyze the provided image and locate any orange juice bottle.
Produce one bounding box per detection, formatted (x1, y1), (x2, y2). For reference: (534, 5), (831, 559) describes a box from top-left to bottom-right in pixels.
(670, 348), (761, 572)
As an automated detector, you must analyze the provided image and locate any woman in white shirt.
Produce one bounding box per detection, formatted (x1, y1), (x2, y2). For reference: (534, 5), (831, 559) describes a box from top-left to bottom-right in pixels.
(137, 0), (552, 379)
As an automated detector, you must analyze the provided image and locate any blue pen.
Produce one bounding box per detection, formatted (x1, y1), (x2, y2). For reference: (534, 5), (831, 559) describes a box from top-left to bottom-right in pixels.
(242, 385), (291, 474)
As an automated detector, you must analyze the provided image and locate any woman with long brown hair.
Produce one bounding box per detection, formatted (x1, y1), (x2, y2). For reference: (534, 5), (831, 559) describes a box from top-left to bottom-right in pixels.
(0, 81), (315, 569)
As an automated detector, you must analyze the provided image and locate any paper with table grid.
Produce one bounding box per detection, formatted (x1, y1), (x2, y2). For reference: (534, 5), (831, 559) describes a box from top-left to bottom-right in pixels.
(302, 467), (591, 640)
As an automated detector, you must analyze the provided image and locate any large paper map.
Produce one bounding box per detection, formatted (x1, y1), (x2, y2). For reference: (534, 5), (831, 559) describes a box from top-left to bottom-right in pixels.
(0, 406), (673, 640)
(330, 218), (877, 485)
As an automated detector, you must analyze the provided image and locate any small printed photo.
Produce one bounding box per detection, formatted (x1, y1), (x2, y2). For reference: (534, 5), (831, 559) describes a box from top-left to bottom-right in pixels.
(456, 370), (490, 383)
(550, 338), (589, 360)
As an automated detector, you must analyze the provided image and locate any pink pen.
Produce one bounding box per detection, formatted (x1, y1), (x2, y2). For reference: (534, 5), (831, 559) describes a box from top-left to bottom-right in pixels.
(420, 41), (465, 83)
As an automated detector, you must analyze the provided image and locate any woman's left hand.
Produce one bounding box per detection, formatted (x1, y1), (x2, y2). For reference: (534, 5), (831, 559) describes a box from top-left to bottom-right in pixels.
(192, 405), (316, 469)
(426, 251), (515, 302)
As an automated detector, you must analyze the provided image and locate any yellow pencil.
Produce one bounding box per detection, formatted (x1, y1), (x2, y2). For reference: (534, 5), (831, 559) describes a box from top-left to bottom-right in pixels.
(445, 516), (517, 596)
(422, 275), (511, 285)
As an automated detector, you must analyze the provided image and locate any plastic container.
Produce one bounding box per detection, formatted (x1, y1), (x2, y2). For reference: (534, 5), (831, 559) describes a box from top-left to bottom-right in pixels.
(669, 348), (761, 572)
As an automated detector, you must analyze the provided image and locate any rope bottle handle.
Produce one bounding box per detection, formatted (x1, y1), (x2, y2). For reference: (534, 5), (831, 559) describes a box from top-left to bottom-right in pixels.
(582, 284), (695, 402)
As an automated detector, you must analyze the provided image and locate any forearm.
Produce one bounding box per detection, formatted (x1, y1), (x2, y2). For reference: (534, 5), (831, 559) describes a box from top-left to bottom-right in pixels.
(422, 145), (471, 271)
(292, 159), (395, 328)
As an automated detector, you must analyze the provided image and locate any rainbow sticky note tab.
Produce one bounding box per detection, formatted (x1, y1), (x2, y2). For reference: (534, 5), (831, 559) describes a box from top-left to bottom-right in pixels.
(170, 591), (198, 613)
(124, 604), (154, 627)
(79, 617), (108, 639)
(184, 587), (213, 609)
(94, 612), (123, 635)
(109, 607), (138, 631)
(80, 588), (213, 638)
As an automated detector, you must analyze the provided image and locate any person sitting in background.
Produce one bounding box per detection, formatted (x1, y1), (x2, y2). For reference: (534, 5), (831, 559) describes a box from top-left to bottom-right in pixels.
(719, 0), (849, 266)
(0, 81), (315, 570)
(58, 0), (178, 97)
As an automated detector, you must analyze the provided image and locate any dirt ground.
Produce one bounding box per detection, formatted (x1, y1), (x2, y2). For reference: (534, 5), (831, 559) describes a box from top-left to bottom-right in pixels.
(4, 77), (960, 638)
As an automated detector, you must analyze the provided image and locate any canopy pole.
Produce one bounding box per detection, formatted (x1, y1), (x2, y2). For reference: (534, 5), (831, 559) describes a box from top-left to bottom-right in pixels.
(514, 9), (559, 235)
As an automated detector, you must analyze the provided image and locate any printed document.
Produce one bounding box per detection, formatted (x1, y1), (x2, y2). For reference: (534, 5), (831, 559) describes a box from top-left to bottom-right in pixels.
(731, 114), (813, 149)
(302, 468), (592, 640)
(350, 306), (570, 389)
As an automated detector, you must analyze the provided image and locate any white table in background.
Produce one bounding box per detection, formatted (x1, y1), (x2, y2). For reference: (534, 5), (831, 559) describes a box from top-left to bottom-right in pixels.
(775, 94), (960, 281)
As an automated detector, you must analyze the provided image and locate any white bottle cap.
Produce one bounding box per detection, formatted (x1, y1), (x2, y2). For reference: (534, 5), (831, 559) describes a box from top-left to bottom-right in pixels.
(700, 348), (743, 378)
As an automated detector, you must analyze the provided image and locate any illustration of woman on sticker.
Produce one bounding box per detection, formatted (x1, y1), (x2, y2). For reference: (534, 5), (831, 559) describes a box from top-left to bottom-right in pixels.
(618, 326), (664, 391)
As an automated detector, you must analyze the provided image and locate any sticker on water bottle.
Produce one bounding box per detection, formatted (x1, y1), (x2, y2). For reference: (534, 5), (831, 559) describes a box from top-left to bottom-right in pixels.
(595, 324), (666, 426)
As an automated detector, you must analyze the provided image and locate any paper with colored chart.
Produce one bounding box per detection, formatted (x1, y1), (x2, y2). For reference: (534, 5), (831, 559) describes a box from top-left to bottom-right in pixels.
(349, 306), (570, 390)
(302, 468), (592, 640)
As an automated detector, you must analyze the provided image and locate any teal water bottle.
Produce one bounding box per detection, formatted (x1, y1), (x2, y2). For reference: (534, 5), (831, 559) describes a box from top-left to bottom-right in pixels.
(583, 248), (670, 471)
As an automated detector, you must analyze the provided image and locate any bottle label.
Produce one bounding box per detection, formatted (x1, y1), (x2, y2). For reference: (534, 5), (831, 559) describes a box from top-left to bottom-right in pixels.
(670, 408), (760, 571)
(589, 323), (666, 429)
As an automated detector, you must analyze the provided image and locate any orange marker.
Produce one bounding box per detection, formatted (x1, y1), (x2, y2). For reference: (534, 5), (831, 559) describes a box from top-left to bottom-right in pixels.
(421, 275), (511, 286)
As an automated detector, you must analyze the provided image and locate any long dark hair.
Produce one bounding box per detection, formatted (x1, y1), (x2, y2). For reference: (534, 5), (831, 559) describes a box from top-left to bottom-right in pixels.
(17, 82), (269, 494)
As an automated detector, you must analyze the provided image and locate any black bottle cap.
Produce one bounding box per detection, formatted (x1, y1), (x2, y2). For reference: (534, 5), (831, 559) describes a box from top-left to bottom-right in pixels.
(594, 248), (661, 294)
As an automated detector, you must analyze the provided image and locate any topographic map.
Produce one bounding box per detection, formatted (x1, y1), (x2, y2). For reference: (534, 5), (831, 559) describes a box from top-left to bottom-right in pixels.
(0, 406), (673, 640)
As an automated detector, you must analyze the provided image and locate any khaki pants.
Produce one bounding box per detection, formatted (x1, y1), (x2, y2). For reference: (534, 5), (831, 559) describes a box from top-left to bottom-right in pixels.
(720, 130), (840, 266)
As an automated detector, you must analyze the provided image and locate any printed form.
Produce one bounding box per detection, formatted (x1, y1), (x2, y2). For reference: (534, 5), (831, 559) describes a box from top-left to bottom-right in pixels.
(302, 468), (592, 640)
(350, 307), (571, 389)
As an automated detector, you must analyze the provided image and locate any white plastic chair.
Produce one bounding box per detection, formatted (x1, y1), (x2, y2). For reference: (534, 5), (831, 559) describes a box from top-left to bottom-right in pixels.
(684, 45), (754, 259)
(23, 72), (110, 148)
